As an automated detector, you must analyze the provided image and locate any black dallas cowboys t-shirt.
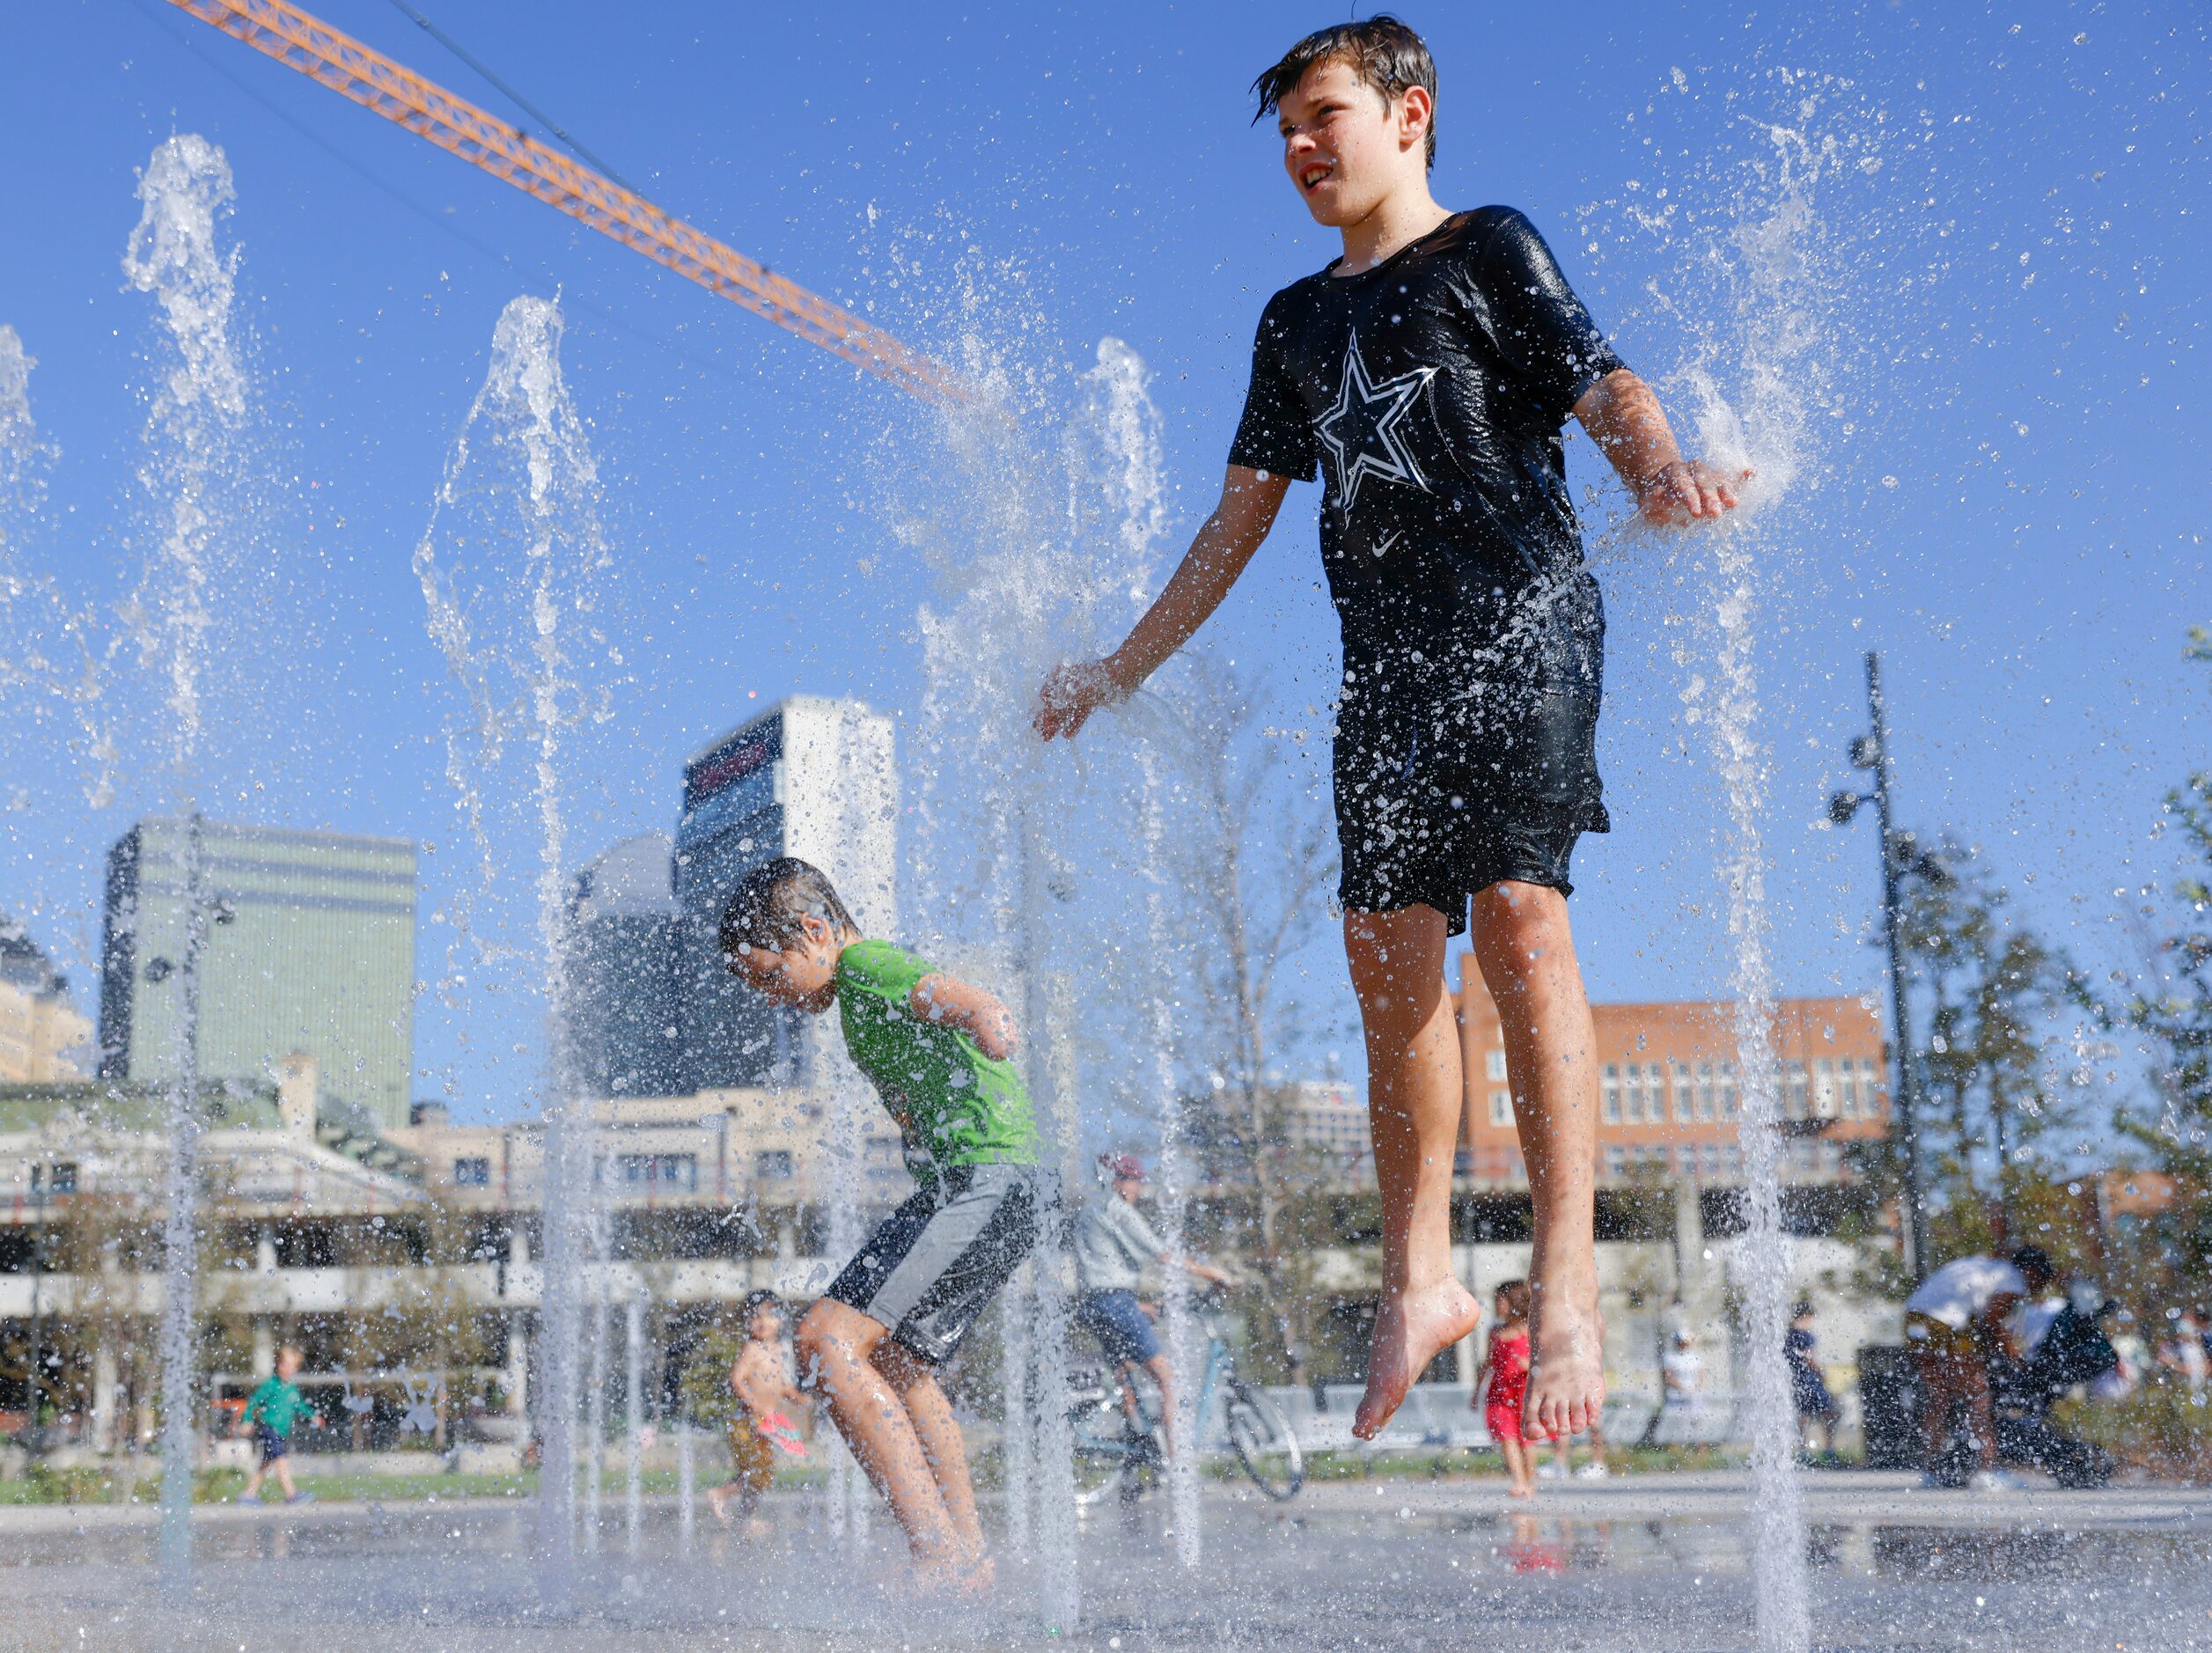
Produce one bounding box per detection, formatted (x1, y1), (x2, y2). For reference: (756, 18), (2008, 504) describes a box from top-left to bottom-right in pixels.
(1229, 207), (1623, 820)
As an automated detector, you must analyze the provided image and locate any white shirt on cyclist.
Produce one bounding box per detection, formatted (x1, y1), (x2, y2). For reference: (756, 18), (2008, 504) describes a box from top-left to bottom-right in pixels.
(1075, 1192), (1166, 1296)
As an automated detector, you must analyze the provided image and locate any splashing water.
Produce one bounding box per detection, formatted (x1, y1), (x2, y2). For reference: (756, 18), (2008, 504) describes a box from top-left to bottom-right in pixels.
(0, 330), (116, 810)
(0, 327), (40, 548)
(1667, 111), (1856, 1653)
(117, 132), (253, 1605)
(123, 136), (246, 770)
(888, 327), (1179, 1627)
(412, 293), (619, 1608)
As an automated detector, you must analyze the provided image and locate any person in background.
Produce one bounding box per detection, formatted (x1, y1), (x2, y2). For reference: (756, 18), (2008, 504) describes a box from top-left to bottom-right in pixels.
(1073, 1153), (1235, 1458)
(1646, 1324), (1709, 1449)
(1473, 1279), (1537, 1497)
(1786, 1301), (1840, 1460)
(239, 1344), (318, 1507)
(1903, 1245), (2054, 1488)
(709, 1290), (811, 1534)
(2156, 1308), (2210, 1393)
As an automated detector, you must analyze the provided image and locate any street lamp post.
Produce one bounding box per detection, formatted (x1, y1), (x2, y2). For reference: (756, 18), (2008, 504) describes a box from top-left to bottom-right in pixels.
(1828, 651), (1942, 1282)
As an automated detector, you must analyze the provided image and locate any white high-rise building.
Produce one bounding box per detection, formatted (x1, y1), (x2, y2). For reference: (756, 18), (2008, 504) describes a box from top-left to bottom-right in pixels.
(671, 697), (896, 1090)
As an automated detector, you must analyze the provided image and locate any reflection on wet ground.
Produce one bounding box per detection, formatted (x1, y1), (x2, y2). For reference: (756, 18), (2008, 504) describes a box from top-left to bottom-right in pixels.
(0, 1473), (2206, 1651)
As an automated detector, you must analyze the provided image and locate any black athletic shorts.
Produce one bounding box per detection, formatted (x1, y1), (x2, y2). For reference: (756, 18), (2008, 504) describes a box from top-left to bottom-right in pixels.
(1333, 650), (1608, 937)
(827, 1162), (1050, 1365)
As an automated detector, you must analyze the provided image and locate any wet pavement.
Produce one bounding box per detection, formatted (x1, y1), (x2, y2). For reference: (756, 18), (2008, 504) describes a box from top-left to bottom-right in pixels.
(0, 1471), (2206, 1651)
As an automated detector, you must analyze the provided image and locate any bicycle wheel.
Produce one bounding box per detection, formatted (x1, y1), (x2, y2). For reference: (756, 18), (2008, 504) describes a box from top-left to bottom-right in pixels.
(1224, 1378), (1304, 1501)
(1066, 1392), (1139, 1508)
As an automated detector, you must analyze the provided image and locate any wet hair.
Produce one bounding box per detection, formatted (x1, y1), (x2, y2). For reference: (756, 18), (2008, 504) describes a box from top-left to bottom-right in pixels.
(720, 857), (858, 959)
(1494, 1279), (1532, 1322)
(741, 1289), (784, 1325)
(1252, 16), (1438, 171)
(2010, 1245), (2055, 1288)
(1792, 1301), (1816, 1320)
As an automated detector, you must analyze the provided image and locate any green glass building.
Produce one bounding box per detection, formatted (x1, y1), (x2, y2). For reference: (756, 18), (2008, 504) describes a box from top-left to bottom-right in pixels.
(97, 819), (416, 1129)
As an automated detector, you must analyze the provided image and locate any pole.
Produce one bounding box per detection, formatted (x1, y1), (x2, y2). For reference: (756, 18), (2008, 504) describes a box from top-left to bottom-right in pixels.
(28, 1172), (43, 1438)
(676, 1412), (695, 1555)
(1866, 653), (1930, 1279)
(624, 1296), (643, 1558)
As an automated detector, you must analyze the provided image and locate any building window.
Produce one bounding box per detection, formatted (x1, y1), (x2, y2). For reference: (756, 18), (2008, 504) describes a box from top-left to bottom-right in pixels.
(1604, 1145), (1627, 1178)
(1783, 1061), (1811, 1121)
(1486, 1049), (1508, 1082)
(1488, 1089), (1514, 1127)
(47, 1163), (77, 1194)
(617, 1153), (698, 1192)
(1718, 1062), (1739, 1119)
(1670, 1063), (1691, 1121)
(754, 1150), (794, 1182)
(452, 1157), (491, 1187)
(1600, 1064), (1621, 1123)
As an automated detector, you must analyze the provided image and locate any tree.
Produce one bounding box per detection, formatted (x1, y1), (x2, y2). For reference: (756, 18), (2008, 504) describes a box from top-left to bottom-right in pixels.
(1891, 837), (2097, 1269)
(2086, 627), (2212, 1287)
(1142, 653), (1341, 1382)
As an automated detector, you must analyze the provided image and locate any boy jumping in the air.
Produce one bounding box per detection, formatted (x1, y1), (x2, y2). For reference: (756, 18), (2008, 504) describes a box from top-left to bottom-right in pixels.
(721, 857), (1046, 1586)
(1036, 16), (1744, 1441)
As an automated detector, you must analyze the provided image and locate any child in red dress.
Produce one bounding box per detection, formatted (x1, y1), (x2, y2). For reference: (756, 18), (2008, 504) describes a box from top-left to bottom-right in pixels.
(1475, 1280), (1539, 1496)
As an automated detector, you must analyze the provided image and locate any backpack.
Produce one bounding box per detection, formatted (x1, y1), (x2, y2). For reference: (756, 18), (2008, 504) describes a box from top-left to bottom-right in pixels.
(2028, 1304), (2119, 1393)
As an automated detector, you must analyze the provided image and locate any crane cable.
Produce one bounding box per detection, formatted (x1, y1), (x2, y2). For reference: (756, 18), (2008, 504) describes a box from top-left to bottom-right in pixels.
(379, 0), (643, 200)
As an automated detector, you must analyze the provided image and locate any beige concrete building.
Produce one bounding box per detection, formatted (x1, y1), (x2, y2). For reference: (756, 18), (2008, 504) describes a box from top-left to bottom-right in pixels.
(0, 923), (91, 1084)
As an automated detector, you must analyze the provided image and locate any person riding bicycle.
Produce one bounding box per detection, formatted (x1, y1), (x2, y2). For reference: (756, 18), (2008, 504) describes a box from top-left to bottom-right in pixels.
(1074, 1153), (1232, 1458)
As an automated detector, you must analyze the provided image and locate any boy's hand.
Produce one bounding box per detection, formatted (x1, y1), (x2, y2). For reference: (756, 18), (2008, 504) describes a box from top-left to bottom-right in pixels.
(1634, 458), (1749, 525)
(1034, 657), (1132, 742)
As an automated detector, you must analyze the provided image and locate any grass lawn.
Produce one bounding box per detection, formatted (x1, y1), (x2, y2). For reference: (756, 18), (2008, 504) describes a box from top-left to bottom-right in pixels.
(0, 1462), (827, 1506)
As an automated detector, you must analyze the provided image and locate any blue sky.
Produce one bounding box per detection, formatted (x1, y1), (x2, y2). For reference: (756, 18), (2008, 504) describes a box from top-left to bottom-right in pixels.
(1, 0), (2204, 1122)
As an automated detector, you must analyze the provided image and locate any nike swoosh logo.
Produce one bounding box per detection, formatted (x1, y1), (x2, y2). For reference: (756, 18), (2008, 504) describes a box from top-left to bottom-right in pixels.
(1372, 529), (1403, 560)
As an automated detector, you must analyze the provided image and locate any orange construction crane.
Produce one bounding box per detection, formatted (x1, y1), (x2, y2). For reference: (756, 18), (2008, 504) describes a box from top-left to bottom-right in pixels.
(167, 0), (959, 402)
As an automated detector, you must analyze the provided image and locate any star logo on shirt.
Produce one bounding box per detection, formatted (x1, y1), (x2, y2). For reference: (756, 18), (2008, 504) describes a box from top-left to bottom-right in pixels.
(1317, 330), (1436, 513)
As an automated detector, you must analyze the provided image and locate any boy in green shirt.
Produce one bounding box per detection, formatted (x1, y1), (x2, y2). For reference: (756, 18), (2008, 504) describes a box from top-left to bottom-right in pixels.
(239, 1344), (318, 1506)
(721, 856), (1047, 1587)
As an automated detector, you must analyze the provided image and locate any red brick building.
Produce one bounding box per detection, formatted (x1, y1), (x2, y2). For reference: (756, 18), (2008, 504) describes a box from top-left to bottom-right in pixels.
(1455, 961), (1892, 1188)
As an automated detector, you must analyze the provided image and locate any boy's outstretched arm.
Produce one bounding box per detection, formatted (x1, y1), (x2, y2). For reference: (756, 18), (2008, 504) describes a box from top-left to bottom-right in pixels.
(1034, 465), (1292, 741)
(911, 973), (1020, 1062)
(1573, 369), (1749, 524)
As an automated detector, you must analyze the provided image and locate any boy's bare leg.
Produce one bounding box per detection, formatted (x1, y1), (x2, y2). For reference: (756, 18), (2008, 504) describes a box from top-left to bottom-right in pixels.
(275, 1458), (298, 1500)
(1346, 904), (1482, 1440)
(871, 1342), (986, 1562)
(795, 1301), (961, 1563)
(1469, 881), (1605, 1436)
(1140, 1353), (1178, 1458)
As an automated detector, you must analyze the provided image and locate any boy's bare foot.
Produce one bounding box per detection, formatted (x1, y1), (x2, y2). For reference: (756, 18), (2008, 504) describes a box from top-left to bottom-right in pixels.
(1526, 1274), (1606, 1437)
(912, 1552), (995, 1598)
(707, 1485), (734, 1528)
(1507, 1482), (1535, 1499)
(1353, 1276), (1481, 1440)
